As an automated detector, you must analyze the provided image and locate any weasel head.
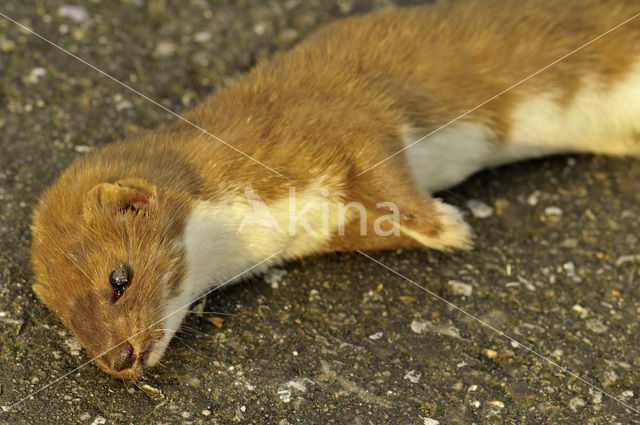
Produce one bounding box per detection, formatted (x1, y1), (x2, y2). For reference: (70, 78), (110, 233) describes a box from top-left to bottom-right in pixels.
(31, 176), (189, 379)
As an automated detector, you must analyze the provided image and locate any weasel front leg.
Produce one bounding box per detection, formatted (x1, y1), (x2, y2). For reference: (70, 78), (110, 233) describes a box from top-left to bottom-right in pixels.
(332, 156), (473, 252)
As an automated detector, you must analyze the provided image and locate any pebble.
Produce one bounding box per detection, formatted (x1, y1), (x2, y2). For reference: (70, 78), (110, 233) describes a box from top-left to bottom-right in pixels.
(278, 389), (291, 402)
(264, 268), (287, 288)
(202, 409), (211, 416)
(64, 337), (82, 356)
(585, 318), (608, 334)
(90, 416), (106, 425)
(466, 199), (494, 218)
(153, 41), (177, 57)
(572, 304), (588, 318)
(616, 254), (640, 266)
(527, 190), (540, 206)
(448, 280), (472, 297)
(74, 145), (95, 153)
(487, 400), (504, 409)
(194, 31), (212, 43)
(27, 67), (47, 84)
(58, 5), (90, 23)
(115, 100), (134, 112)
(568, 397), (586, 411)
(421, 418), (440, 425)
(0, 37), (16, 53)
(620, 390), (634, 400)
(368, 331), (383, 340)
(482, 348), (498, 359)
(404, 370), (421, 383)
(544, 206), (563, 216)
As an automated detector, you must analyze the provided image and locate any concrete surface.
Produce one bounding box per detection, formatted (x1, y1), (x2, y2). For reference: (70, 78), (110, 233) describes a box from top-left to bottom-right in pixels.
(1, 0), (639, 424)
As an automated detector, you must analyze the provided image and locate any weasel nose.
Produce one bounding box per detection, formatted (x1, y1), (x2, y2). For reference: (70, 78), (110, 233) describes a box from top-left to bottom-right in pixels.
(112, 342), (137, 372)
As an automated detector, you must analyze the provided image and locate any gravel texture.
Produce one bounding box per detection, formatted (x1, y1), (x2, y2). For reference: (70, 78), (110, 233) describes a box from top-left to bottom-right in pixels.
(1, 1), (639, 424)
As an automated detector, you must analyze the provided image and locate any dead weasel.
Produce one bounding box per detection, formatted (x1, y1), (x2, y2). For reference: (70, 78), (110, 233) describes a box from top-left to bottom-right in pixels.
(31, 0), (640, 379)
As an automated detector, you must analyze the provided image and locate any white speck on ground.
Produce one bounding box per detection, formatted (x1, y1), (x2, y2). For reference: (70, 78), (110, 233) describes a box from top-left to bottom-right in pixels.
(585, 318), (608, 334)
(404, 370), (422, 383)
(264, 268), (287, 288)
(448, 280), (472, 297)
(64, 337), (82, 356)
(278, 389), (292, 402)
(194, 31), (212, 43)
(420, 418), (440, 425)
(369, 331), (383, 340)
(466, 199), (494, 218)
(153, 41), (177, 57)
(27, 67), (47, 84)
(90, 416), (106, 425)
(616, 254), (640, 266)
(74, 145), (95, 153)
(545, 206), (563, 216)
(568, 397), (586, 411)
(527, 190), (540, 206)
(58, 5), (89, 23)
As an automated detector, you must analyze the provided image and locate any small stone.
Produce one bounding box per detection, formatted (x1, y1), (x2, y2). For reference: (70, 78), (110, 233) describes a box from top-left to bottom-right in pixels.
(421, 419), (440, 425)
(568, 397), (586, 411)
(493, 198), (510, 215)
(527, 190), (540, 206)
(153, 41), (177, 57)
(448, 280), (473, 297)
(74, 145), (95, 153)
(621, 390), (634, 400)
(368, 332), (383, 340)
(194, 31), (212, 43)
(0, 37), (16, 53)
(467, 199), (493, 218)
(78, 412), (90, 421)
(544, 206), (563, 216)
(482, 349), (498, 359)
(58, 5), (89, 23)
(602, 370), (619, 386)
(27, 67), (47, 84)
(572, 304), (588, 318)
(278, 389), (291, 402)
(585, 318), (608, 334)
(589, 389), (603, 404)
(181, 411), (191, 418)
(487, 400), (504, 409)
(404, 370), (421, 383)
(90, 416), (106, 425)
(115, 100), (133, 112)
(202, 409), (211, 416)
(264, 268), (287, 288)
(468, 385), (478, 392)
(253, 22), (267, 35)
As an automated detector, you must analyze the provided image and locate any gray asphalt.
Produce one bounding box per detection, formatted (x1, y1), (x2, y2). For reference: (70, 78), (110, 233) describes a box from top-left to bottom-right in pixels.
(1, 1), (639, 424)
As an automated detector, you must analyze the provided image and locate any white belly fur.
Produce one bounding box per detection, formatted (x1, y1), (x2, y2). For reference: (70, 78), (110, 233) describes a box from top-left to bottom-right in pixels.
(404, 64), (640, 193)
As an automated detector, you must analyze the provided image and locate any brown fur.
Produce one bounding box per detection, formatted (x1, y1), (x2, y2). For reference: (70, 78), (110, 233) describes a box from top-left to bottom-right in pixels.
(31, 0), (640, 378)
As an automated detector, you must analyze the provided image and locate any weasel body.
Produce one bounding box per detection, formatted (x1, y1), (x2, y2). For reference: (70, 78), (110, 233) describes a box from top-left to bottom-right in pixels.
(31, 0), (640, 378)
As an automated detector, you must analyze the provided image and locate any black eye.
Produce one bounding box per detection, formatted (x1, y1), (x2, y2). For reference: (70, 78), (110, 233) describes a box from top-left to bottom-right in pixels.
(109, 264), (131, 301)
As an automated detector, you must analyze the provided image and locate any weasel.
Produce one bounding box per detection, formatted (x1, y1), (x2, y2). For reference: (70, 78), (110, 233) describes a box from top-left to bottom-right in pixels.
(31, 0), (640, 379)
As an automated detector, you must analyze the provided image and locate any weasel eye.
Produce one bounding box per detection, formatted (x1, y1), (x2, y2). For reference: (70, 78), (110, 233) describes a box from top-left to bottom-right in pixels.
(109, 264), (131, 301)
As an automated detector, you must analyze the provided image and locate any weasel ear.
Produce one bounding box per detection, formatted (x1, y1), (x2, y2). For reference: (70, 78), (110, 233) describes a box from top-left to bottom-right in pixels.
(83, 178), (156, 222)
